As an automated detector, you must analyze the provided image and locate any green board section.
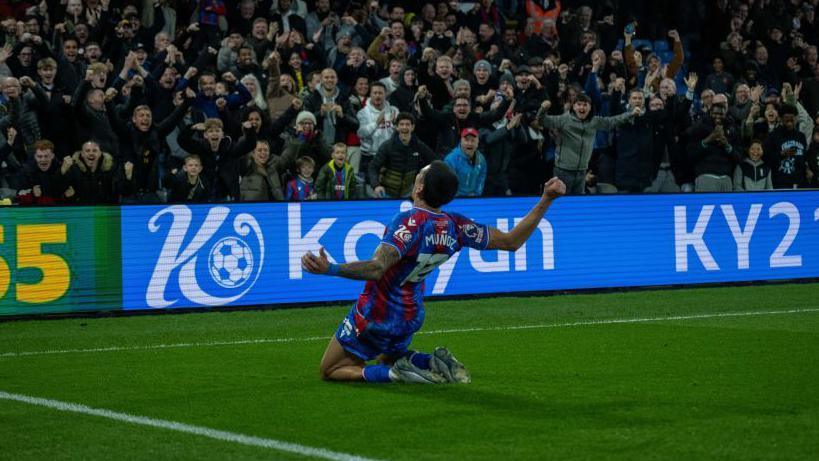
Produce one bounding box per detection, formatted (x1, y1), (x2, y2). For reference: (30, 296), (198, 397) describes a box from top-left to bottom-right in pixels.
(0, 207), (122, 315)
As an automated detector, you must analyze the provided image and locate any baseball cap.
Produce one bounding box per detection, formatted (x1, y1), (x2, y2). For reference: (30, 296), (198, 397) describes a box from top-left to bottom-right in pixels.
(515, 65), (532, 76)
(461, 127), (479, 138)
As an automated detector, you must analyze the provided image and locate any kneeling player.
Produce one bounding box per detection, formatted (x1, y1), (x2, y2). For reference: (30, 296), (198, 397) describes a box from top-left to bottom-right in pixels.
(302, 160), (566, 383)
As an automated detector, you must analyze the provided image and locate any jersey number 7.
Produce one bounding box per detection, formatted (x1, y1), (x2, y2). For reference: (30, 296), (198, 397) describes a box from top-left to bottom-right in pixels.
(401, 253), (449, 285)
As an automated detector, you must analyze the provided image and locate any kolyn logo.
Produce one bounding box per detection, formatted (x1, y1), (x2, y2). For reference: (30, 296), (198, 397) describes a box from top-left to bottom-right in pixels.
(145, 206), (265, 308)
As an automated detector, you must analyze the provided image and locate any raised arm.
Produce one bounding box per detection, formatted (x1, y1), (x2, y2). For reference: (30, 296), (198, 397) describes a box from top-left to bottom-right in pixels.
(155, 97), (192, 136)
(487, 177), (565, 251)
(537, 102), (567, 129)
(265, 52), (282, 99)
(664, 30), (684, 80)
(302, 243), (400, 280)
(624, 31), (638, 89)
(367, 31), (388, 67)
(594, 108), (639, 130)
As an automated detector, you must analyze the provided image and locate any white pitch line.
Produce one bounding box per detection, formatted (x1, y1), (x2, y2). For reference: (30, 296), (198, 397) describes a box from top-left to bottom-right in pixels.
(2, 307), (818, 359)
(0, 391), (382, 461)
(0, 335), (330, 358)
(417, 307), (819, 335)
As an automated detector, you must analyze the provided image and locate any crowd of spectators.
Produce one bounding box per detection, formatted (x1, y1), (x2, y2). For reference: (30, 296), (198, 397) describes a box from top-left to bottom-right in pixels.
(0, 0), (818, 205)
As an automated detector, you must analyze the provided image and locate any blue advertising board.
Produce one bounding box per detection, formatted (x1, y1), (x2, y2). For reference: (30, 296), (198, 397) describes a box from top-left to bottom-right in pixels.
(120, 192), (819, 311)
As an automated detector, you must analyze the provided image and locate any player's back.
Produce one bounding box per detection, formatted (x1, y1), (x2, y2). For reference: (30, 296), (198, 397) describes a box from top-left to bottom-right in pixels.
(352, 207), (489, 333)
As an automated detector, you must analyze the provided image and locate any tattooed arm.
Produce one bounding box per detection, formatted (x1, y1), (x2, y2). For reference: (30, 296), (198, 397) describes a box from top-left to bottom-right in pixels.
(302, 244), (400, 281)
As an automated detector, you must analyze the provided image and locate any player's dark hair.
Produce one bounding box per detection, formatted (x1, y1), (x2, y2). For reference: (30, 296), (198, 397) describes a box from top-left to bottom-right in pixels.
(422, 160), (458, 208)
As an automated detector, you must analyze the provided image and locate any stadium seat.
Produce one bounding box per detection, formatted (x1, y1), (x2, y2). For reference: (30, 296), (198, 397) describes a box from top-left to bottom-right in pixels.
(653, 40), (670, 52)
(615, 39), (624, 50)
(659, 51), (675, 63)
(632, 39), (653, 51)
(674, 65), (689, 95)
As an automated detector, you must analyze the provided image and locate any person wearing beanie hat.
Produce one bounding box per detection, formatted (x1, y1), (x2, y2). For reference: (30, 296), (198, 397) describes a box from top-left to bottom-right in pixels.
(452, 79), (471, 100)
(471, 60), (499, 109)
(296, 110), (317, 126)
(473, 60), (492, 75)
(278, 108), (332, 183)
(440, 80), (473, 112)
(469, 60), (498, 95)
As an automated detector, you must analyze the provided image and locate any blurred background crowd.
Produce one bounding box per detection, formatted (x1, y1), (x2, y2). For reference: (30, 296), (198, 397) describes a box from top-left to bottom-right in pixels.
(0, 0), (818, 204)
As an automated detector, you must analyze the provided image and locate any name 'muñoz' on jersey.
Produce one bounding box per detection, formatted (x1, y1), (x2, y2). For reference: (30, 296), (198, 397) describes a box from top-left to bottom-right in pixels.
(352, 206), (490, 335)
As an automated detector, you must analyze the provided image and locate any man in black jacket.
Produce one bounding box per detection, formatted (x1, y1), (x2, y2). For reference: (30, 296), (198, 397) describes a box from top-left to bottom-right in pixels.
(112, 83), (192, 202)
(56, 37), (85, 93)
(61, 140), (135, 204)
(686, 104), (740, 192)
(28, 58), (75, 157)
(609, 89), (670, 192)
(16, 139), (66, 205)
(368, 112), (437, 198)
(417, 83), (511, 155)
(763, 104), (808, 188)
(72, 69), (119, 157)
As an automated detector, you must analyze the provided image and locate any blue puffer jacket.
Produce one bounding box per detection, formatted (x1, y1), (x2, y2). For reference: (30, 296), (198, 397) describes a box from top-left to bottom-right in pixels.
(444, 146), (487, 197)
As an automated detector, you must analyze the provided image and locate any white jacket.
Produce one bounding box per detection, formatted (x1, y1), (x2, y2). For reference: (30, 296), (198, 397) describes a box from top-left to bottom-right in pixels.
(356, 101), (399, 155)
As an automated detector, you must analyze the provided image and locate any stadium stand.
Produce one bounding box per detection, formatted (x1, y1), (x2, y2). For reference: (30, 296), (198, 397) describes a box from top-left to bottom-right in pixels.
(0, 0), (817, 202)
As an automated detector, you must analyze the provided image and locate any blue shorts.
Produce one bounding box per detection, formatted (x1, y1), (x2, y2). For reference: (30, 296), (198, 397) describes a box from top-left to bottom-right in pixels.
(334, 305), (418, 361)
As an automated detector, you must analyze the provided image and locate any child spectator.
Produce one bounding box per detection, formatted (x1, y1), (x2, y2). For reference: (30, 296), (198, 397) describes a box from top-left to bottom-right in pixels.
(285, 156), (316, 201)
(733, 140), (773, 191)
(177, 117), (257, 200)
(315, 143), (360, 199)
(164, 155), (210, 202)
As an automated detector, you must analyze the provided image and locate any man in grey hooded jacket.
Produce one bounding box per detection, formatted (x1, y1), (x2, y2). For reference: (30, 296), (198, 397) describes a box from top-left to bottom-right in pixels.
(537, 93), (640, 194)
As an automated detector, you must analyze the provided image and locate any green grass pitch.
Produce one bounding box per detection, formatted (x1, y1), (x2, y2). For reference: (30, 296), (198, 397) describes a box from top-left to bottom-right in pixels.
(1, 283), (818, 460)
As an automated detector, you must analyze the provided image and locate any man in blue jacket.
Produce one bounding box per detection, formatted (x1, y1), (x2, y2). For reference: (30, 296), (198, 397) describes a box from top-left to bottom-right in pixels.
(444, 128), (487, 197)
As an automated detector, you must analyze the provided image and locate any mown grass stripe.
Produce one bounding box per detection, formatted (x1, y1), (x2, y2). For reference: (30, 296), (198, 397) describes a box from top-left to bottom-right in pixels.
(0, 391), (382, 461)
(2, 308), (817, 359)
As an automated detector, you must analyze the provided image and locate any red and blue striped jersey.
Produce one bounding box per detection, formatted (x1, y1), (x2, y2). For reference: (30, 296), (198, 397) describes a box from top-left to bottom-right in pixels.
(352, 206), (490, 334)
